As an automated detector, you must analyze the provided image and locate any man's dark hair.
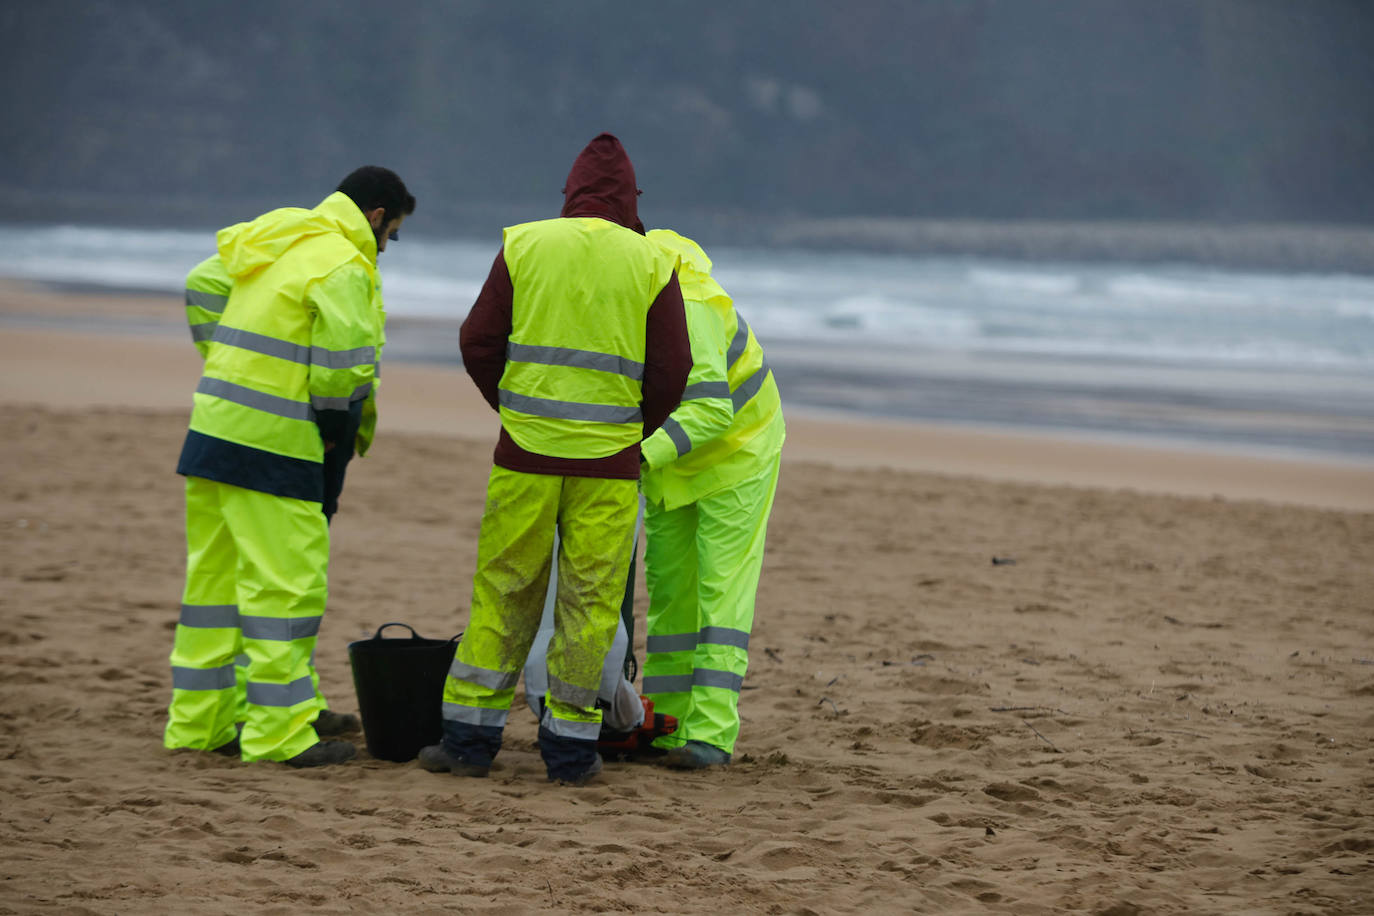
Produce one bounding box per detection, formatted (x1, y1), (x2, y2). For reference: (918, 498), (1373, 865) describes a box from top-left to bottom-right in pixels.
(337, 166), (416, 224)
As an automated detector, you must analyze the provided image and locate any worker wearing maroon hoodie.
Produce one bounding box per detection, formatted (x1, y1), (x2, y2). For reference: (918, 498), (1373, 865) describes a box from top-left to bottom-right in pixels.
(421, 134), (690, 785)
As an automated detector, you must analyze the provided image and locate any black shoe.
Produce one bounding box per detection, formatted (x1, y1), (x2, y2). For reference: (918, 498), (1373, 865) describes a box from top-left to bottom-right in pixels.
(211, 736), (241, 757)
(211, 722), (244, 756)
(313, 709), (361, 737)
(417, 744), (490, 777)
(550, 752), (603, 787)
(662, 740), (730, 770)
(285, 740), (357, 768)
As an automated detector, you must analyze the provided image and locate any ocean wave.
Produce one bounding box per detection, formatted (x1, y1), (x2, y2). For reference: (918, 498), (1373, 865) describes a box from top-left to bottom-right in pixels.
(2, 224), (1373, 374)
(967, 267), (1082, 297)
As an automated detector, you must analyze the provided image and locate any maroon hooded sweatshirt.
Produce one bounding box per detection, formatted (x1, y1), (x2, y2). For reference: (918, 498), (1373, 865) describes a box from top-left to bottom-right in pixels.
(459, 133), (691, 478)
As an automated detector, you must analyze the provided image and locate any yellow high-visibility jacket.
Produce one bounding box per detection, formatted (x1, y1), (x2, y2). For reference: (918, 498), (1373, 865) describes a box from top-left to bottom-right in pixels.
(176, 191), (385, 502)
(641, 230), (785, 510)
(498, 217), (679, 459)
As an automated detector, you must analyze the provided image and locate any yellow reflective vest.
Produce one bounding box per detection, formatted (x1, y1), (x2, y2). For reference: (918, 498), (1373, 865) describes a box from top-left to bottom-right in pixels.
(641, 229), (785, 510)
(177, 191), (385, 502)
(498, 217), (680, 459)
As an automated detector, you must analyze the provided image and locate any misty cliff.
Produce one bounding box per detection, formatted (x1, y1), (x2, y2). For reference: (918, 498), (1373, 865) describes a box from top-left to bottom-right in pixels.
(4, 1), (1372, 268)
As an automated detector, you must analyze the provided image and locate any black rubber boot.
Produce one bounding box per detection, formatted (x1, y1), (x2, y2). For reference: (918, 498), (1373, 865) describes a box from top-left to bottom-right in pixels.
(417, 744), (490, 777)
(284, 740), (357, 768)
(313, 709), (361, 737)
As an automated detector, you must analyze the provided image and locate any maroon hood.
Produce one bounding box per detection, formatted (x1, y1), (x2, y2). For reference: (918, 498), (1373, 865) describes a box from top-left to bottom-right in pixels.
(560, 133), (644, 233)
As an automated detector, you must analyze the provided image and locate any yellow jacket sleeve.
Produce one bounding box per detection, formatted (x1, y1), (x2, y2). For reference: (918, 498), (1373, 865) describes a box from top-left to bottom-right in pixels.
(184, 255), (233, 359)
(305, 263), (382, 454)
(641, 300), (733, 470)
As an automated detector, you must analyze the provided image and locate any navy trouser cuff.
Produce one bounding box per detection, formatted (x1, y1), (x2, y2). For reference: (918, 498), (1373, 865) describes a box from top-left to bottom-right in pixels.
(539, 724), (599, 782)
(441, 720), (503, 768)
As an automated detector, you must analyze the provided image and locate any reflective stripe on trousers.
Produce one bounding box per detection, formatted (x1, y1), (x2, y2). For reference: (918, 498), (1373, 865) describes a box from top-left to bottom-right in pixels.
(442, 467), (637, 763)
(164, 476), (329, 761)
(641, 451), (781, 754)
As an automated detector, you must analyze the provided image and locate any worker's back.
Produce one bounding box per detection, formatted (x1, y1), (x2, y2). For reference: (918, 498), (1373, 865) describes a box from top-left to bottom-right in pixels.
(497, 215), (678, 460)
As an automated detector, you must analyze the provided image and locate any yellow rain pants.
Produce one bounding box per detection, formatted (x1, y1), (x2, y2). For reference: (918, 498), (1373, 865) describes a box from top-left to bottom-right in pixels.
(164, 477), (329, 762)
(642, 451), (781, 755)
(441, 466), (636, 779)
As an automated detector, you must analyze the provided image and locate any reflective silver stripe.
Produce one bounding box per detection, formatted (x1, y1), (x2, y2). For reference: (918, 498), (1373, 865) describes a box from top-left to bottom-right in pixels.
(682, 380), (731, 401)
(645, 626), (747, 656)
(172, 664), (237, 691)
(441, 702), (510, 727)
(310, 344), (376, 370)
(197, 377), (314, 421)
(548, 673), (599, 709)
(212, 329), (375, 371)
(213, 326), (310, 363)
(731, 360), (771, 412)
(239, 615), (322, 642)
(507, 342), (644, 380)
(448, 658), (520, 691)
(647, 626), (750, 653)
(647, 632), (698, 654)
(498, 390), (642, 424)
(179, 604), (238, 628)
(310, 382), (373, 412)
(186, 289), (228, 313)
(727, 316), (751, 367)
(235, 653), (250, 667)
(539, 707), (601, 741)
(692, 668), (745, 692)
(189, 322), (218, 343)
(245, 676), (316, 708)
(641, 674), (693, 694)
(700, 626), (751, 650)
(643, 668), (744, 694)
(661, 417), (692, 458)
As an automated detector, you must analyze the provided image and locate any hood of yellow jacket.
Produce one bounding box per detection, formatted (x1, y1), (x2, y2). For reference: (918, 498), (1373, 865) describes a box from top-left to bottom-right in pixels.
(646, 228), (731, 308)
(216, 191), (377, 280)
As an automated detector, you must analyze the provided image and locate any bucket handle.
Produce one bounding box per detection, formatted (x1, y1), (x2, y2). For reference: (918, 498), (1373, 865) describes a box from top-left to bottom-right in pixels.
(372, 622), (460, 644)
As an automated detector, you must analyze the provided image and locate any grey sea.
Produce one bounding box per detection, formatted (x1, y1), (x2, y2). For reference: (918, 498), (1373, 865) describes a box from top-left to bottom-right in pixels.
(2, 224), (1372, 463)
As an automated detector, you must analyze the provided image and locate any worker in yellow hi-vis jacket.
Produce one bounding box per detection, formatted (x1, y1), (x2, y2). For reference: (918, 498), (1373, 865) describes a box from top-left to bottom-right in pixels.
(164, 167), (415, 768)
(420, 134), (691, 786)
(639, 229), (786, 769)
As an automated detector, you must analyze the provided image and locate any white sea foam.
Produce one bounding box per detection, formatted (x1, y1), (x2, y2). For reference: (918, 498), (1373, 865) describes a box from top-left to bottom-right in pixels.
(1105, 273), (1255, 307)
(968, 267), (1081, 297)
(4, 222), (1373, 458)
(2, 223), (1373, 373)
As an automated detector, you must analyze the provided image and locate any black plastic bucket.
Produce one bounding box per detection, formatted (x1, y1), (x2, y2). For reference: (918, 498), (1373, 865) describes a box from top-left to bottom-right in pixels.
(347, 623), (459, 763)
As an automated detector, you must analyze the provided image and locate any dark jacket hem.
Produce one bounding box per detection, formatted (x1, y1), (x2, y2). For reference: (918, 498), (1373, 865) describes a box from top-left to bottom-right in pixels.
(177, 429), (324, 503)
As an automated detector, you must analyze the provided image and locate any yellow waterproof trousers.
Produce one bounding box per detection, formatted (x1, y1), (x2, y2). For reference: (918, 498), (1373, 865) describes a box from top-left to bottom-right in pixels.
(442, 467), (636, 778)
(642, 452), (780, 754)
(164, 477), (329, 762)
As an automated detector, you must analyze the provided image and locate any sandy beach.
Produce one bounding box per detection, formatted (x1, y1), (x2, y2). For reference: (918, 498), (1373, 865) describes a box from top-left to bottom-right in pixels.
(2, 282), (1372, 914)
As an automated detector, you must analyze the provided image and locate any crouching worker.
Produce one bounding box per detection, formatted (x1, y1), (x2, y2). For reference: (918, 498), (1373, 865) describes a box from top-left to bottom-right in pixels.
(639, 229), (785, 769)
(419, 134), (690, 785)
(164, 167), (415, 767)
